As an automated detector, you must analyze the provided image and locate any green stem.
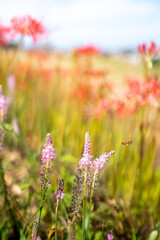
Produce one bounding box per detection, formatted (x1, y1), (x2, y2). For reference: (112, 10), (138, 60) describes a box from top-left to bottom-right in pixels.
(21, 188), (51, 238)
(85, 176), (96, 239)
(82, 195), (86, 240)
(0, 155), (21, 238)
(37, 205), (43, 233)
(82, 171), (87, 240)
(55, 199), (59, 240)
(24, 220), (36, 237)
(143, 60), (148, 81)
(37, 164), (49, 233)
(62, 199), (69, 221)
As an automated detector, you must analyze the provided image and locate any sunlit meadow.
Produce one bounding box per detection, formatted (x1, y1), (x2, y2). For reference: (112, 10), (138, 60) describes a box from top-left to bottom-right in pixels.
(0, 15), (160, 240)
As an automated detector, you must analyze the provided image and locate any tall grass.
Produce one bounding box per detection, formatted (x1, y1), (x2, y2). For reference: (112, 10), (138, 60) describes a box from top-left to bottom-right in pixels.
(0, 46), (160, 239)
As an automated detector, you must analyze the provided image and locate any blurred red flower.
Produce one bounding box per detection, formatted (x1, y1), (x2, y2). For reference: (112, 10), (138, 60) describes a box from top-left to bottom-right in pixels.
(92, 77), (160, 119)
(75, 45), (100, 55)
(84, 69), (108, 78)
(126, 78), (160, 108)
(93, 98), (127, 118)
(11, 16), (46, 42)
(137, 41), (160, 57)
(0, 24), (11, 45)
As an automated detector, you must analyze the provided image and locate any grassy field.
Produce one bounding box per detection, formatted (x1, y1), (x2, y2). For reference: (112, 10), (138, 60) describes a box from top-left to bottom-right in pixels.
(0, 48), (160, 240)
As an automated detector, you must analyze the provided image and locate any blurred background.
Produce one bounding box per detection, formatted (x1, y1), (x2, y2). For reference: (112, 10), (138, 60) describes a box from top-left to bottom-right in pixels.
(0, 0), (160, 52)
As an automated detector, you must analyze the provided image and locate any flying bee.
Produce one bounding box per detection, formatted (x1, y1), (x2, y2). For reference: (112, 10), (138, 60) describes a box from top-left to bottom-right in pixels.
(122, 139), (132, 146)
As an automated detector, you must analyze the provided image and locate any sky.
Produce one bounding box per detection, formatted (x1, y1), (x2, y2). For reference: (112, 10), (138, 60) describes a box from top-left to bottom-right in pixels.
(0, 0), (160, 51)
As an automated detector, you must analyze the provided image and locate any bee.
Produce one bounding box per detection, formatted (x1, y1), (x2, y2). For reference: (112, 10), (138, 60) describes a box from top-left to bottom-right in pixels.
(122, 139), (132, 146)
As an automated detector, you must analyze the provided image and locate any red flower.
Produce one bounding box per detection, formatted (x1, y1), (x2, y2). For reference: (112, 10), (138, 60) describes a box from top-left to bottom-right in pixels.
(137, 41), (160, 57)
(126, 78), (160, 108)
(0, 24), (12, 45)
(11, 16), (46, 42)
(75, 45), (100, 55)
(148, 41), (156, 54)
(84, 69), (108, 78)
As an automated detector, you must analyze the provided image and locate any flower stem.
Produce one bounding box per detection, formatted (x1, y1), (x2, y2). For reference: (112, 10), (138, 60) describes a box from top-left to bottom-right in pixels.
(82, 171), (87, 240)
(21, 188), (51, 238)
(62, 199), (69, 221)
(55, 198), (59, 240)
(37, 205), (43, 233)
(85, 176), (95, 239)
(0, 155), (21, 238)
(37, 164), (49, 233)
(143, 61), (148, 81)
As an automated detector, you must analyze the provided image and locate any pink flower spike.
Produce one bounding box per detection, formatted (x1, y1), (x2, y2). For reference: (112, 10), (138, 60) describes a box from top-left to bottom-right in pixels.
(79, 132), (93, 170)
(0, 85), (8, 122)
(41, 133), (56, 164)
(92, 151), (115, 173)
(54, 179), (65, 200)
(54, 190), (65, 200)
(83, 132), (91, 156)
(40, 134), (56, 195)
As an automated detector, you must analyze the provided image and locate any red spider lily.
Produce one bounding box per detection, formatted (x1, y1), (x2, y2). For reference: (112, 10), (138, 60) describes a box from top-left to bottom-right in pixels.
(28, 50), (49, 60)
(126, 78), (160, 108)
(75, 45), (100, 55)
(71, 83), (96, 103)
(126, 78), (160, 99)
(11, 16), (46, 42)
(93, 77), (160, 118)
(93, 98), (127, 118)
(137, 41), (160, 58)
(39, 67), (54, 85)
(84, 69), (108, 78)
(0, 24), (12, 45)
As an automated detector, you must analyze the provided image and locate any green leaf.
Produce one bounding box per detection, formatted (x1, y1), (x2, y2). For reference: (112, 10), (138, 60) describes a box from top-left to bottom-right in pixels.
(61, 154), (76, 163)
(19, 183), (30, 190)
(1, 123), (14, 132)
(94, 231), (102, 240)
(148, 230), (158, 240)
(20, 229), (26, 240)
(1, 122), (20, 138)
(132, 233), (137, 240)
(41, 207), (47, 218)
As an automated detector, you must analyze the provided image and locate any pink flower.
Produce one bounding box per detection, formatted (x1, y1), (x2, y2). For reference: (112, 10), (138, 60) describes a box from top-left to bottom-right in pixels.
(40, 134), (56, 195)
(108, 233), (113, 240)
(79, 132), (93, 170)
(41, 133), (56, 164)
(80, 132), (115, 182)
(7, 74), (16, 92)
(54, 189), (65, 200)
(71, 132), (115, 217)
(0, 86), (8, 151)
(12, 119), (20, 134)
(92, 151), (115, 181)
(7, 74), (16, 104)
(54, 179), (65, 200)
(0, 86), (8, 122)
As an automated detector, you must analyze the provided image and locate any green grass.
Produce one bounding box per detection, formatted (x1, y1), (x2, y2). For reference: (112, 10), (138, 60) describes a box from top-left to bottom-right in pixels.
(0, 49), (160, 239)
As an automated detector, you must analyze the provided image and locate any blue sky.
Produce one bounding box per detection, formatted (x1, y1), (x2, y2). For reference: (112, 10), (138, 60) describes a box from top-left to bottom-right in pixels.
(0, 0), (160, 51)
